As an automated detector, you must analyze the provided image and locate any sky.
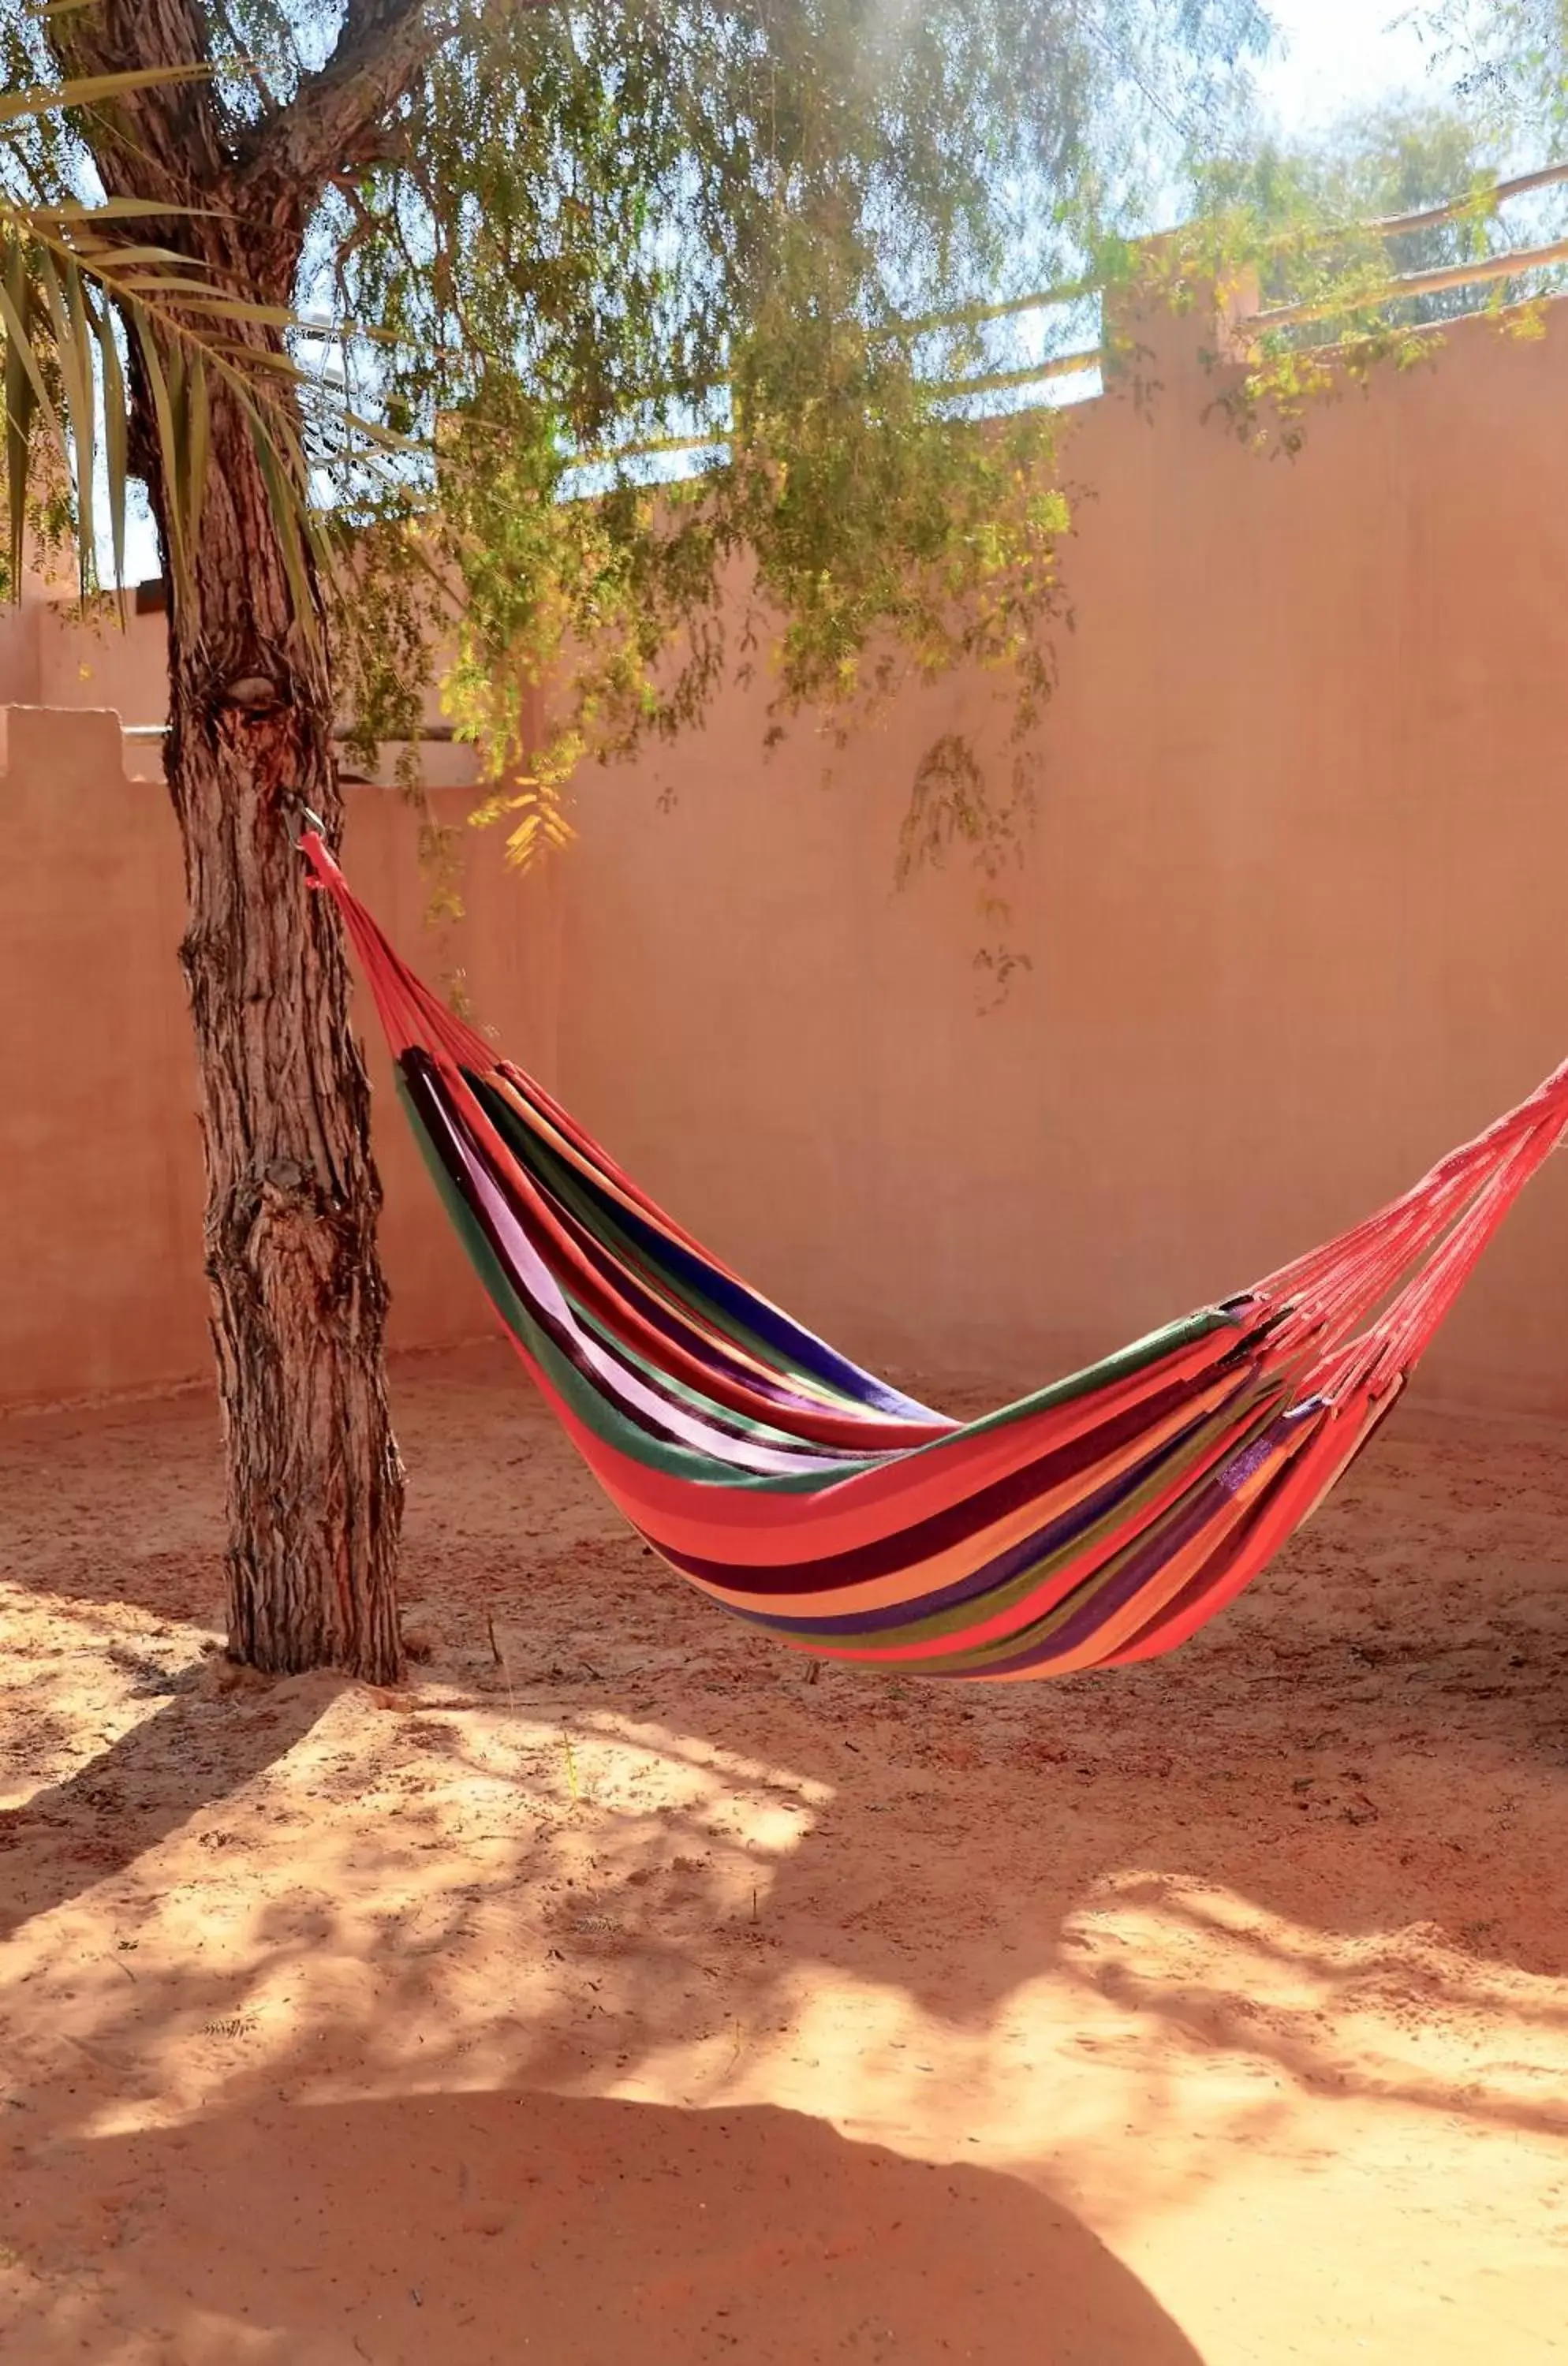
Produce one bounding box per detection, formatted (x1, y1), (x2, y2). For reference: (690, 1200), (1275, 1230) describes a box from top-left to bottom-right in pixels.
(1256, 0), (1444, 136)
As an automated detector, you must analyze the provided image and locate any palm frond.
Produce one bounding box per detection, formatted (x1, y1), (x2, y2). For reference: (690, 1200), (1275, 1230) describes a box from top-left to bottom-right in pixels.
(0, 68), (411, 621)
(0, 63), (214, 131)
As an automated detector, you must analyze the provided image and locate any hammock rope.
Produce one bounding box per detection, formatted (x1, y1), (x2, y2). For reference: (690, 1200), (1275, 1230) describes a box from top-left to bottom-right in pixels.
(299, 827), (1568, 1683)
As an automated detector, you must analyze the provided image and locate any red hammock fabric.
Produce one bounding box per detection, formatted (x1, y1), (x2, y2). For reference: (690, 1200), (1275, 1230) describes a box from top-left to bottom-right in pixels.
(302, 827), (1568, 1681)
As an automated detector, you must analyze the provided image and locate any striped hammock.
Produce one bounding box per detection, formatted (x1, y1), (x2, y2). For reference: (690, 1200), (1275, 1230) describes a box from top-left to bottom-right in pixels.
(301, 830), (1568, 1683)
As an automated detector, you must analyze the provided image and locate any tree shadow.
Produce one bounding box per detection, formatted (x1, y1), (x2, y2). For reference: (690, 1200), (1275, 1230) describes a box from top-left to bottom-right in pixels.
(1056, 1871), (1568, 2140)
(3, 2088), (1201, 2365)
(7, 1341), (1568, 2209)
(0, 1674), (337, 1943)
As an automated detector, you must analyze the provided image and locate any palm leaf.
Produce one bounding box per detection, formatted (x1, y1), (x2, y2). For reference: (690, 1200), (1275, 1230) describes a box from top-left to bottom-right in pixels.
(95, 285), (127, 590)
(128, 303), (188, 603)
(2, 235), (37, 593)
(35, 248), (95, 590)
(0, 65), (407, 628)
(0, 64), (215, 130)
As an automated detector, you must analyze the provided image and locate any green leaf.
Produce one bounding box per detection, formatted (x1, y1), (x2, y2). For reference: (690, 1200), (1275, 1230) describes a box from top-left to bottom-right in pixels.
(250, 410), (317, 631)
(185, 349), (209, 558)
(95, 293), (127, 594)
(35, 247), (96, 590)
(0, 64), (213, 130)
(128, 302), (191, 610)
(2, 237), (35, 595)
(20, 200), (210, 224)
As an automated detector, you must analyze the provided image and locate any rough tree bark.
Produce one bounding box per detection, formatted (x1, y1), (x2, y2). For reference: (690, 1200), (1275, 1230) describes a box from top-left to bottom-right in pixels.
(50, 0), (443, 1680)
(134, 240), (407, 1682)
(157, 384), (406, 1683)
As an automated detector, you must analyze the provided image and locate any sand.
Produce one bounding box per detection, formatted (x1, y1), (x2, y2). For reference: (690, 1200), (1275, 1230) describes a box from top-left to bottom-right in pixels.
(2, 1338), (1567, 2364)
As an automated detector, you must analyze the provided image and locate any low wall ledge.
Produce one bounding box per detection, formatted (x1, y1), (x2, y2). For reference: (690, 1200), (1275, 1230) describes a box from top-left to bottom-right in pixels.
(0, 703), (133, 784)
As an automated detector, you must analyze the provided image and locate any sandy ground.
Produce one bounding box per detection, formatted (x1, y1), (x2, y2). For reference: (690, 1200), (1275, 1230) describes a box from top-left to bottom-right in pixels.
(2, 1340), (1568, 2364)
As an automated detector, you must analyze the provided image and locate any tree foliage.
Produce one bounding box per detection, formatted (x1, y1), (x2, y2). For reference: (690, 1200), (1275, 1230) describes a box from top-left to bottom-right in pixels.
(1412, 0), (1568, 143)
(1200, 103), (1512, 312)
(323, 0), (1280, 872)
(2, 0), (1277, 873)
(1155, 73), (1568, 461)
(2, 9), (1558, 861)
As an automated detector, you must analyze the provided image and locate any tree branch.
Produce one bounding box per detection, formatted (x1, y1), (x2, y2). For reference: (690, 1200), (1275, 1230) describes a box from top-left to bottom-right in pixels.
(239, 0), (562, 189)
(237, 1), (442, 188)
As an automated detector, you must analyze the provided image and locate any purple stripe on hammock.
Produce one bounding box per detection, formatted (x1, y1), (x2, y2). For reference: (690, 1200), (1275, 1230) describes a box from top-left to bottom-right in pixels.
(715, 1386), (1273, 1636)
(475, 1056), (944, 1424)
(656, 1356), (1267, 1596)
(447, 1062), (905, 1429)
(936, 1404), (1324, 1677)
(435, 1092), (857, 1479)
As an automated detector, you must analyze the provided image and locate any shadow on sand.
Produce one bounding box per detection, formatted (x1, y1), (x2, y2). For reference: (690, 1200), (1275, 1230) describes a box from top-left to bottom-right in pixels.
(6, 2088), (1201, 2364)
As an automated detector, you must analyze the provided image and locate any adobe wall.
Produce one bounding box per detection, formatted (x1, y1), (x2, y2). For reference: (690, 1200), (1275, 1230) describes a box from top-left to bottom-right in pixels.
(0, 596), (480, 789)
(5, 296), (1568, 1416)
(551, 300), (1568, 1415)
(0, 706), (557, 1407)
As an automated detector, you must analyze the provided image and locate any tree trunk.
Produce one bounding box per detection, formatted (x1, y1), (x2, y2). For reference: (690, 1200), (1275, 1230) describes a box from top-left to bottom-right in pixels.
(39, 3), (428, 1682)
(154, 340), (405, 1685)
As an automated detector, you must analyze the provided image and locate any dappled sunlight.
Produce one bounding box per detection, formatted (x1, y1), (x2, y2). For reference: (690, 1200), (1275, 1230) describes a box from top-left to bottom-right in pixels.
(1052, 1867), (1568, 2141)
(8, 1351), (1568, 2360)
(9, 1658), (1568, 2366)
(0, 1577), (214, 1813)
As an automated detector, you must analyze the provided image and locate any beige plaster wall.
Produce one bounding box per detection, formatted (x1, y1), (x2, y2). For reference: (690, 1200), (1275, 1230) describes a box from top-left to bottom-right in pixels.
(4, 297), (1567, 1415)
(0, 706), (555, 1407)
(551, 300), (1568, 1414)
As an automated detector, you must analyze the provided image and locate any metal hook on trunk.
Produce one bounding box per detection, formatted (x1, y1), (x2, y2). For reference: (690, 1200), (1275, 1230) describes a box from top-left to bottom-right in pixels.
(282, 793), (327, 849)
